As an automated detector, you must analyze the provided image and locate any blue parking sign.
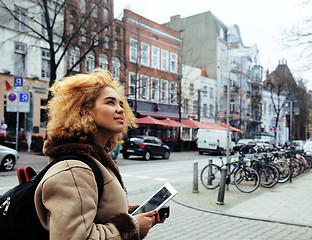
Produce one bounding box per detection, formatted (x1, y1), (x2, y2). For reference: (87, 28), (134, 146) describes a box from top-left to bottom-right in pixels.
(19, 93), (29, 102)
(14, 77), (23, 87)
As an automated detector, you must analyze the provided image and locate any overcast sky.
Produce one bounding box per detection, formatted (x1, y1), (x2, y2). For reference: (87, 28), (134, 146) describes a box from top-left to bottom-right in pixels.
(114, 0), (312, 90)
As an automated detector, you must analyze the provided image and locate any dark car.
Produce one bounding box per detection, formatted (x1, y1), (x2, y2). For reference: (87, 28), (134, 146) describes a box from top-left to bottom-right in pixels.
(233, 139), (257, 154)
(122, 136), (170, 160)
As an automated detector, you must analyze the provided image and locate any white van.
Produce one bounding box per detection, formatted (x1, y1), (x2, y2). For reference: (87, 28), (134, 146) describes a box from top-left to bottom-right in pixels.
(196, 129), (234, 155)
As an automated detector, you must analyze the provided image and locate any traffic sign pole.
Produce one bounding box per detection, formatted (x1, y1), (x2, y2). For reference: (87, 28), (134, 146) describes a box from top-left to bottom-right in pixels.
(14, 77), (23, 152)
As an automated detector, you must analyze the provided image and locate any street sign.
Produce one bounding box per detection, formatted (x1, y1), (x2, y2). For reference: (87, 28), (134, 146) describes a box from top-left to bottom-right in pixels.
(228, 48), (257, 57)
(6, 92), (30, 112)
(14, 77), (23, 87)
(14, 77), (23, 91)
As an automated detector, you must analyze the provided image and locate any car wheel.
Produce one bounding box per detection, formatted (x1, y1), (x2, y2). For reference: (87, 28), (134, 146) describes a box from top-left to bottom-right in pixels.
(163, 150), (170, 159)
(199, 151), (204, 155)
(144, 151), (151, 160)
(122, 153), (129, 159)
(1, 155), (15, 171)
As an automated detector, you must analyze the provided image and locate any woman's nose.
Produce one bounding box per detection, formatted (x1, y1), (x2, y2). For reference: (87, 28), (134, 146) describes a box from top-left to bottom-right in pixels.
(116, 105), (124, 113)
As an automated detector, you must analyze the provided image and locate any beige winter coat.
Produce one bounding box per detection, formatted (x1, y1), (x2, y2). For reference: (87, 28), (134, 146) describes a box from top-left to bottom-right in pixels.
(34, 141), (140, 240)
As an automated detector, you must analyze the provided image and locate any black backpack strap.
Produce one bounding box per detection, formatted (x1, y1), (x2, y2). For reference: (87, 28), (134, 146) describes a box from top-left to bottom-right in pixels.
(35, 154), (103, 201)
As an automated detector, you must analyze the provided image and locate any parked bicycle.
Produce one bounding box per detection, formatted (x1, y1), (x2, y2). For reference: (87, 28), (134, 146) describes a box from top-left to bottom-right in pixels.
(250, 154), (279, 188)
(201, 154), (260, 193)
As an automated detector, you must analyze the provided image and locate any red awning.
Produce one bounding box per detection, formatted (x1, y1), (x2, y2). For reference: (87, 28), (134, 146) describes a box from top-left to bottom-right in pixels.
(220, 124), (242, 132)
(160, 119), (191, 128)
(203, 122), (227, 131)
(181, 119), (212, 129)
(136, 116), (170, 126)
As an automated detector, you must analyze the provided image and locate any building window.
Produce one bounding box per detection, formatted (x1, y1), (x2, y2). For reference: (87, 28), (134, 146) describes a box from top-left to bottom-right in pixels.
(129, 73), (138, 98)
(112, 57), (120, 79)
(141, 42), (150, 66)
(129, 38), (138, 62)
(209, 104), (213, 117)
(203, 104), (208, 117)
(184, 99), (189, 112)
(170, 52), (178, 73)
(114, 40), (118, 51)
(99, 54), (108, 70)
(151, 46), (160, 69)
(69, 47), (80, 71)
(161, 79), (168, 103)
(80, 0), (86, 13)
(161, 49), (169, 71)
(92, 32), (98, 46)
(203, 86), (208, 97)
(230, 99), (235, 113)
(210, 87), (214, 98)
(170, 82), (177, 104)
(92, 4), (98, 18)
(193, 100), (198, 114)
(151, 78), (159, 102)
(104, 36), (109, 49)
(41, 49), (50, 80)
(269, 104), (272, 115)
(140, 75), (149, 100)
(263, 101), (266, 115)
(69, 23), (75, 35)
(189, 83), (194, 95)
(14, 5), (27, 32)
(85, 53), (95, 73)
(104, 8), (109, 22)
(14, 42), (27, 76)
(80, 28), (86, 42)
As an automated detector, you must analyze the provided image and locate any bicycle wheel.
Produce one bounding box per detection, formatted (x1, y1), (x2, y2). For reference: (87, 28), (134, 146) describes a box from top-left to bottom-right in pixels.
(290, 159), (301, 178)
(234, 167), (260, 193)
(200, 163), (222, 190)
(259, 164), (279, 188)
(274, 161), (291, 183)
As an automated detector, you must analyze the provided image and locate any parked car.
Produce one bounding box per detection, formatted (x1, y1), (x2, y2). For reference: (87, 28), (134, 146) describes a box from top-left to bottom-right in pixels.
(292, 140), (305, 151)
(0, 144), (19, 171)
(255, 139), (273, 152)
(196, 129), (234, 155)
(233, 139), (257, 154)
(304, 141), (312, 156)
(122, 136), (170, 160)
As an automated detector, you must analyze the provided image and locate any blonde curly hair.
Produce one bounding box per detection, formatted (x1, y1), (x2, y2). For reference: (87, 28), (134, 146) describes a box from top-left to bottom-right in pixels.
(47, 69), (137, 151)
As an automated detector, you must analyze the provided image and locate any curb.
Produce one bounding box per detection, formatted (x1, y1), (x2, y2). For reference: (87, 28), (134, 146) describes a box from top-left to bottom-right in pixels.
(172, 198), (312, 228)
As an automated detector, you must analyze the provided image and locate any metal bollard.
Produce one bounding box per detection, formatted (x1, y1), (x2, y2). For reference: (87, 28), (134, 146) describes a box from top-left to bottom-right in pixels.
(207, 159), (213, 185)
(192, 161), (199, 193)
(216, 165), (227, 205)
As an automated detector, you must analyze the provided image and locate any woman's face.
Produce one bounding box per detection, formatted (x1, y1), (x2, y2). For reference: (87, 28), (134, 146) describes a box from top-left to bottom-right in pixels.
(88, 86), (125, 136)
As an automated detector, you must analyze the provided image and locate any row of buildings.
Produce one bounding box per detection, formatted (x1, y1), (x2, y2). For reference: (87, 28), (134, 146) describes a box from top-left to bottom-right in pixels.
(0, 0), (310, 146)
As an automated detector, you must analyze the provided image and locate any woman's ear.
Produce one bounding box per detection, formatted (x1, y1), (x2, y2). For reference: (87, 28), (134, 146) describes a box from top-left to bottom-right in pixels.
(80, 107), (89, 116)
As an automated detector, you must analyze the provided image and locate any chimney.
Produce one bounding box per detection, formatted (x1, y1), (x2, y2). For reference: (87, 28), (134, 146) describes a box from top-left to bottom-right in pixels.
(170, 15), (181, 22)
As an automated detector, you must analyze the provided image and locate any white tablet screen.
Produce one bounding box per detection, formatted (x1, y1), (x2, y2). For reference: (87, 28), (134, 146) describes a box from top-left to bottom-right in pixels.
(132, 185), (175, 215)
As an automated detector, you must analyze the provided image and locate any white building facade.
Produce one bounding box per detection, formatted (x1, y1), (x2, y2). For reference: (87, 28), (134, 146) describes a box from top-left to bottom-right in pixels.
(262, 89), (288, 144)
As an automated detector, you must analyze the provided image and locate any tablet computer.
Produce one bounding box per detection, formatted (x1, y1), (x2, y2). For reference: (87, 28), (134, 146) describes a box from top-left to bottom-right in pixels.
(131, 182), (177, 215)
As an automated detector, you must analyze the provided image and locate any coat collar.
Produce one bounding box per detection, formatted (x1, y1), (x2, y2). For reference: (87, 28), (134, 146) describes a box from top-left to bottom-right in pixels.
(43, 139), (125, 189)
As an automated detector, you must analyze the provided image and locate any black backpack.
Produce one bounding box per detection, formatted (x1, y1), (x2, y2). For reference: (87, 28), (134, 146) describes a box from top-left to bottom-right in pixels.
(0, 154), (103, 240)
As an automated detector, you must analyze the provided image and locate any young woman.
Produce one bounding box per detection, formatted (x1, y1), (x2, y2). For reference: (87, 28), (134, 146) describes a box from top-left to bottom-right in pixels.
(35, 69), (165, 239)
